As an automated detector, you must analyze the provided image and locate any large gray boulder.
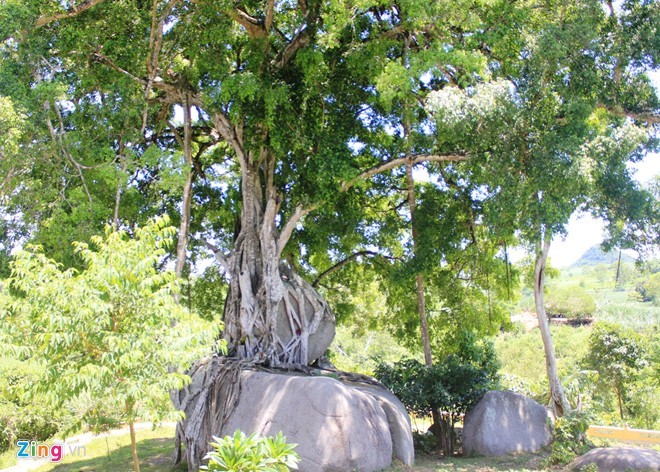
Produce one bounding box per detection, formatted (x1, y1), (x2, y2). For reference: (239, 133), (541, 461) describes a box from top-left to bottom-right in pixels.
(177, 360), (414, 471)
(571, 447), (660, 471)
(462, 390), (552, 456)
(276, 264), (335, 364)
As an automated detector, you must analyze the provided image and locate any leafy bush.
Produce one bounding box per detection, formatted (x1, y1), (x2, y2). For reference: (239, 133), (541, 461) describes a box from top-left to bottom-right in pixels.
(634, 272), (660, 306)
(0, 358), (63, 453)
(375, 337), (499, 456)
(582, 322), (648, 421)
(546, 285), (596, 319)
(201, 430), (300, 471)
(549, 410), (594, 466)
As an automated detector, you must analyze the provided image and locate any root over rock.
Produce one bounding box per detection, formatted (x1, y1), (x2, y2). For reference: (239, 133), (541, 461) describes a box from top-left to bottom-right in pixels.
(174, 356), (414, 471)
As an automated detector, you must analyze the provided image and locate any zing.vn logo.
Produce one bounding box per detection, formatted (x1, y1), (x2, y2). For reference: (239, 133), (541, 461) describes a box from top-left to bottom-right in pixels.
(16, 440), (87, 463)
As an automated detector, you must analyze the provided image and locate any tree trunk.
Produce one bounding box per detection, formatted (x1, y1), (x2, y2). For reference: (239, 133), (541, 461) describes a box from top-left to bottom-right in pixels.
(126, 400), (140, 472)
(406, 162), (433, 367)
(533, 233), (570, 417)
(174, 95), (194, 280)
(616, 385), (625, 420)
(222, 168), (333, 365)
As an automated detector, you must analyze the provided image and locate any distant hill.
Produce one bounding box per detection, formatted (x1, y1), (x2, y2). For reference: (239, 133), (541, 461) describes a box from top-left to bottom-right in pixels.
(570, 245), (635, 268)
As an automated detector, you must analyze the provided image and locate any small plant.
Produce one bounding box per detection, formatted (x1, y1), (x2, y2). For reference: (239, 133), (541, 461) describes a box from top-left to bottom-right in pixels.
(549, 410), (594, 466)
(202, 430), (300, 472)
(412, 431), (438, 454)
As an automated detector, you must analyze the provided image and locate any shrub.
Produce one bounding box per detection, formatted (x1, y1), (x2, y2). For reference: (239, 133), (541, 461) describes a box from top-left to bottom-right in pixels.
(0, 359), (64, 453)
(634, 272), (660, 306)
(549, 410), (594, 466)
(545, 285), (596, 319)
(201, 430), (300, 472)
(375, 338), (499, 456)
(582, 322), (648, 421)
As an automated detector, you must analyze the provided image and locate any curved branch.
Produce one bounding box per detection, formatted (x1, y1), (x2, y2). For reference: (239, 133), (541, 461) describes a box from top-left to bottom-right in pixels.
(204, 241), (232, 273)
(35, 0), (107, 28)
(340, 153), (468, 192)
(277, 203), (317, 257)
(229, 8), (267, 38)
(311, 250), (398, 287)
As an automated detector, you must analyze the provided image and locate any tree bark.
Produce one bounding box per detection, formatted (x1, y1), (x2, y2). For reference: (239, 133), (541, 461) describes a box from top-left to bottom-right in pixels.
(126, 400), (140, 472)
(533, 233), (570, 417)
(222, 163), (332, 365)
(405, 162), (433, 367)
(174, 95), (194, 280)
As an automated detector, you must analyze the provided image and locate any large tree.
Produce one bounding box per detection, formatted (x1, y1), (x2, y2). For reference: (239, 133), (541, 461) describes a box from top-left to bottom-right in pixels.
(0, 0), (523, 364)
(1, 0), (657, 418)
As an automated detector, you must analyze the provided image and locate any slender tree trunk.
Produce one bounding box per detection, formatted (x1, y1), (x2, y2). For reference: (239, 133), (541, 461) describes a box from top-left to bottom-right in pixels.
(405, 163), (433, 367)
(175, 94), (194, 280)
(616, 386), (625, 420)
(126, 400), (140, 472)
(615, 249), (622, 286)
(113, 139), (126, 228)
(533, 233), (570, 417)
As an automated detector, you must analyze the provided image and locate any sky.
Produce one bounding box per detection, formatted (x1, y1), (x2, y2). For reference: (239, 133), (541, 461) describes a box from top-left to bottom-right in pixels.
(548, 72), (660, 267)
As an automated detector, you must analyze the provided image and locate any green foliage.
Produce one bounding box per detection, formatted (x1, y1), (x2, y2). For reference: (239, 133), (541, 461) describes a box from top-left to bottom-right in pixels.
(0, 358), (62, 453)
(186, 265), (229, 322)
(549, 411), (594, 466)
(201, 430), (300, 472)
(635, 272), (660, 306)
(411, 431), (438, 455)
(2, 217), (222, 433)
(545, 285), (596, 320)
(328, 325), (415, 376)
(582, 322), (648, 420)
(375, 335), (499, 454)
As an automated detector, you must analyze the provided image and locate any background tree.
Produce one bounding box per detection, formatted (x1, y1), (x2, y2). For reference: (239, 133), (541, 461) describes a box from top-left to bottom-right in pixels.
(583, 322), (649, 421)
(3, 217), (220, 472)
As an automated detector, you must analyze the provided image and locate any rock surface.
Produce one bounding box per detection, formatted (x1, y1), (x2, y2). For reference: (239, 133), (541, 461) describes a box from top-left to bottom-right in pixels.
(462, 390), (552, 456)
(351, 382), (415, 466)
(177, 360), (413, 471)
(275, 264), (335, 364)
(571, 447), (660, 471)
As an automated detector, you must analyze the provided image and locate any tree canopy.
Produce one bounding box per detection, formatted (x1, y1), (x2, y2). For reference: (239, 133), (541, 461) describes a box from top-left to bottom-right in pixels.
(0, 0), (657, 371)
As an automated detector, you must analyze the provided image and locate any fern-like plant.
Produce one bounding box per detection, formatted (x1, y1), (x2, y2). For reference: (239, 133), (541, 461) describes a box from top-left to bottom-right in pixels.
(201, 430), (300, 472)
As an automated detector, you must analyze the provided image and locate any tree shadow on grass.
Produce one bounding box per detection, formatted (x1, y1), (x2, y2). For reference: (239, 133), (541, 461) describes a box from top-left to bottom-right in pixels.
(47, 438), (187, 472)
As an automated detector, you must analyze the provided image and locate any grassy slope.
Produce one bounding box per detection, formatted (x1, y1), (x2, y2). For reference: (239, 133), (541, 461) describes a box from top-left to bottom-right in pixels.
(12, 426), (550, 472)
(30, 426), (181, 472)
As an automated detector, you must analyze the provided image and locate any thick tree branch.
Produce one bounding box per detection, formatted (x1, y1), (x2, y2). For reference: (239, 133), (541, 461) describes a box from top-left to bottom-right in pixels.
(311, 250), (397, 287)
(35, 0), (107, 28)
(264, 0), (275, 32)
(229, 8), (267, 38)
(340, 153), (468, 192)
(273, 29), (311, 68)
(596, 104), (660, 126)
(204, 241), (232, 273)
(213, 112), (248, 172)
(277, 203), (317, 256)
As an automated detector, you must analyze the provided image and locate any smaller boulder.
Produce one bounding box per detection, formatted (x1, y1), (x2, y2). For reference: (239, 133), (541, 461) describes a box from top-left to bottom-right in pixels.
(571, 447), (660, 471)
(462, 390), (552, 456)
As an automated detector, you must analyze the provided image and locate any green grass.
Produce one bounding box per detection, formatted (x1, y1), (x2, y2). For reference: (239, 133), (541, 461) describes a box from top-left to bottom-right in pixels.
(0, 448), (18, 469)
(32, 426), (182, 472)
(9, 424), (552, 472)
(386, 450), (550, 471)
